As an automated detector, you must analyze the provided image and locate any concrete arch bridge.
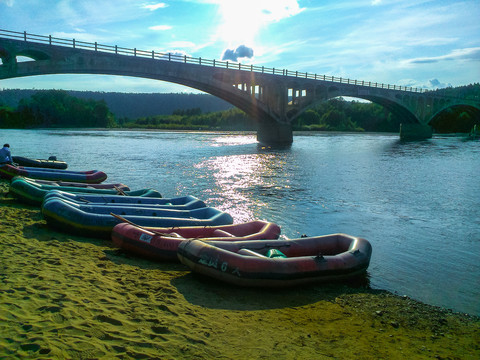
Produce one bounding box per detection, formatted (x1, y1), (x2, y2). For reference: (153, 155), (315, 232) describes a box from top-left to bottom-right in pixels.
(1, 30), (479, 144)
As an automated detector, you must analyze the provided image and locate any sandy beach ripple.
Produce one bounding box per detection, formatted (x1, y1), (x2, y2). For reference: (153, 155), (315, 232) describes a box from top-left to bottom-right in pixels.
(1, 180), (479, 359)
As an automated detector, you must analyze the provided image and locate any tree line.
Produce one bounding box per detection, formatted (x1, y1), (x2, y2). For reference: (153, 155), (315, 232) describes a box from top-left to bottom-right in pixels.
(0, 89), (232, 119)
(0, 90), (116, 128)
(1, 85), (479, 132)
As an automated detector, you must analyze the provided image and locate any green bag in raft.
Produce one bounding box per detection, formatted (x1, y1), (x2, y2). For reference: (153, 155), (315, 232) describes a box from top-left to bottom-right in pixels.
(266, 249), (287, 258)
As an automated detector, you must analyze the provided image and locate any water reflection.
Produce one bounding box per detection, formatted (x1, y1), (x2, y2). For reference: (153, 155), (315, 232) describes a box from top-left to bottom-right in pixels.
(196, 150), (289, 223)
(210, 134), (257, 147)
(382, 138), (434, 158)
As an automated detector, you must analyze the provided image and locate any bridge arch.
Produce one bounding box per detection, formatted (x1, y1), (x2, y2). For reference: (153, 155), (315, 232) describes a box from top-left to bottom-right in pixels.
(429, 104), (480, 132)
(16, 50), (51, 61)
(0, 46), (12, 65)
(288, 92), (419, 126)
(0, 42), (277, 124)
(430, 103), (480, 122)
(1, 58), (281, 133)
(359, 94), (419, 124)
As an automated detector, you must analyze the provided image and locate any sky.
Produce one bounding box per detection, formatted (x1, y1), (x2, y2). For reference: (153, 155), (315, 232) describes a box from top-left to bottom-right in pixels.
(1, 0), (479, 94)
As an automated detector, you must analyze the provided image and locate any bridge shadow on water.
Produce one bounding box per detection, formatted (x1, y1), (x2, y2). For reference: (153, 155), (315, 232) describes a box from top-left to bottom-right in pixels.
(382, 138), (435, 157)
(383, 135), (470, 158)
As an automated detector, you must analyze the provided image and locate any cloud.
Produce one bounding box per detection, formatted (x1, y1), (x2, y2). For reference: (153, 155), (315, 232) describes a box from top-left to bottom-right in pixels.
(142, 3), (167, 11)
(428, 79), (452, 89)
(159, 50), (191, 62)
(51, 31), (103, 43)
(371, 0), (382, 5)
(0, 0), (14, 6)
(149, 25), (172, 31)
(168, 41), (196, 48)
(53, 1), (151, 30)
(405, 37), (458, 47)
(221, 45), (254, 62)
(407, 47), (480, 64)
(398, 78), (453, 90)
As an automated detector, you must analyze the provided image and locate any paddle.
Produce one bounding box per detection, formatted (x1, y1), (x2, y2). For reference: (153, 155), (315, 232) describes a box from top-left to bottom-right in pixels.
(114, 185), (127, 196)
(110, 212), (182, 238)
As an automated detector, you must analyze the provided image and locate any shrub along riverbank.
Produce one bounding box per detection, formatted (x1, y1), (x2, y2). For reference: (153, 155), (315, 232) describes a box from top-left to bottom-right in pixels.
(1, 84), (479, 132)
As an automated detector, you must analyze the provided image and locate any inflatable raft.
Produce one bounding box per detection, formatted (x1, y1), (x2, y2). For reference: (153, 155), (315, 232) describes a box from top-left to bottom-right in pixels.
(42, 197), (233, 238)
(0, 164), (107, 183)
(111, 221), (282, 261)
(9, 177), (160, 205)
(12, 156), (68, 169)
(44, 191), (205, 210)
(22, 177), (130, 190)
(177, 234), (372, 287)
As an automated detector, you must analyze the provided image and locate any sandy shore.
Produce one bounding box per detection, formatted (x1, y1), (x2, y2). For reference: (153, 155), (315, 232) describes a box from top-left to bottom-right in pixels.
(0, 180), (479, 359)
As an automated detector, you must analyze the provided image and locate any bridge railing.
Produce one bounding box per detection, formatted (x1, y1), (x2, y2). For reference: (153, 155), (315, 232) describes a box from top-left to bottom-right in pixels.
(0, 29), (430, 94)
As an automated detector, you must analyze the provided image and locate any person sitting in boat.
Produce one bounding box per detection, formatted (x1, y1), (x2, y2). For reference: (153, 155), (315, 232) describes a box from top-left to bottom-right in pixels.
(0, 144), (12, 165)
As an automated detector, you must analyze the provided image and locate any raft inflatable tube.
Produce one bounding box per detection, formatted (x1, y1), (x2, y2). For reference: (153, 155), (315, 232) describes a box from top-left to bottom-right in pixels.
(41, 197), (233, 238)
(9, 178), (161, 206)
(111, 221), (282, 261)
(177, 234), (372, 287)
(0, 164), (107, 183)
(44, 191), (204, 210)
(12, 156), (68, 169)
(18, 177), (130, 190)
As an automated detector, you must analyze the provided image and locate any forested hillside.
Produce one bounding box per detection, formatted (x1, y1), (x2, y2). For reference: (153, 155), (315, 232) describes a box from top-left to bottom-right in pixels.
(0, 84), (478, 132)
(0, 90), (233, 118)
(0, 90), (116, 128)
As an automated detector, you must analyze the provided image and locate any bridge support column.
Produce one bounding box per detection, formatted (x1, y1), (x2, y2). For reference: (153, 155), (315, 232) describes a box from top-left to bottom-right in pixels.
(257, 119), (293, 146)
(399, 123), (433, 140)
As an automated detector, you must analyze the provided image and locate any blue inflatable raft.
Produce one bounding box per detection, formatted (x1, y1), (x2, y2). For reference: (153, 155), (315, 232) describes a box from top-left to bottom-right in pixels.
(41, 197), (233, 238)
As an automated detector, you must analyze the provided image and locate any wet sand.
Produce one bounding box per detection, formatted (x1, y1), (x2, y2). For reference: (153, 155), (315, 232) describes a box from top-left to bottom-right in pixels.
(0, 179), (479, 359)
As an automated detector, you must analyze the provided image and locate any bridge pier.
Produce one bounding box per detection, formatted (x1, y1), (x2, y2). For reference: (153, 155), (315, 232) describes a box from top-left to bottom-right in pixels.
(399, 123), (433, 140)
(257, 119), (293, 146)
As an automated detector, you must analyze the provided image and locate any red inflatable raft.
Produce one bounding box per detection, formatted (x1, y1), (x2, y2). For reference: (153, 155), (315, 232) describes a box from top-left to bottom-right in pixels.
(177, 234), (372, 287)
(111, 220), (282, 261)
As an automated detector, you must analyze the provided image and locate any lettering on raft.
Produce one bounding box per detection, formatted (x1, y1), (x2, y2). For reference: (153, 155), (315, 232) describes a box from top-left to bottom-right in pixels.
(198, 254), (241, 277)
(139, 233), (153, 243)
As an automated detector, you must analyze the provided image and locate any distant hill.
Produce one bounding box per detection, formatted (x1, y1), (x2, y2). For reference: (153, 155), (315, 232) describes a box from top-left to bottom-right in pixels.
(0, 89), (233, 118)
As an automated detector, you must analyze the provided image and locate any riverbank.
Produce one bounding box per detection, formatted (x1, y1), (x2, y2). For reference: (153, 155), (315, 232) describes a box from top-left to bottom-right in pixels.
(0, 179), (479, 359)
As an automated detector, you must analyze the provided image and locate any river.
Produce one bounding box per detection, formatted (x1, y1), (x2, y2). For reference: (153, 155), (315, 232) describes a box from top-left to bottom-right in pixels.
(3, 129), (480, 316)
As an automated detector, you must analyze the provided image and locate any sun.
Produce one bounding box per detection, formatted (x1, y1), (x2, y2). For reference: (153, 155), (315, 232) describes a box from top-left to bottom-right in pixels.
(216, 0), (303, 47)
(216, 1), (262, 46)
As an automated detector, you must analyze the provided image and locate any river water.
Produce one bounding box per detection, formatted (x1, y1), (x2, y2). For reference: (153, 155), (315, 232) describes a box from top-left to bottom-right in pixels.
(3, 129), (480, 316)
